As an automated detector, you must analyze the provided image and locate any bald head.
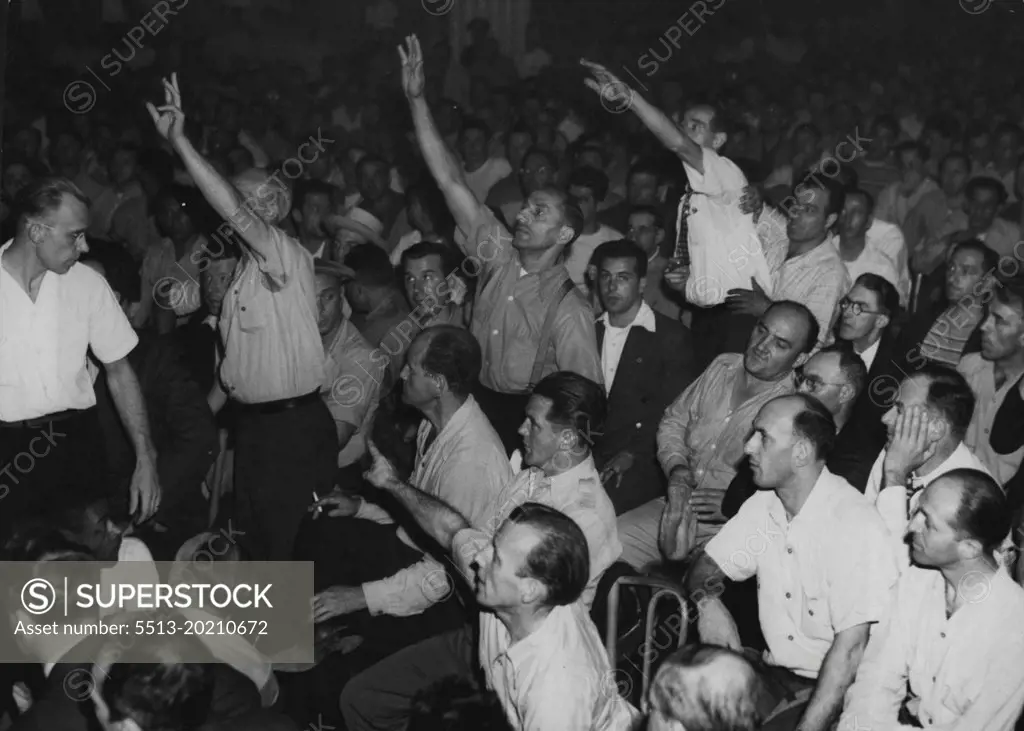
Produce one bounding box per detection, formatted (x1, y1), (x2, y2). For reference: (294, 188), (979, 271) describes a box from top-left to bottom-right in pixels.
(649, 645), (766, 731)
(233, 168), (292, 225)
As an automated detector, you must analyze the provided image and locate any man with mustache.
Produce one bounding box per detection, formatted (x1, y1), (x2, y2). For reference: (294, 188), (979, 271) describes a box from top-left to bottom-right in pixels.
(399, 35), (601, 455)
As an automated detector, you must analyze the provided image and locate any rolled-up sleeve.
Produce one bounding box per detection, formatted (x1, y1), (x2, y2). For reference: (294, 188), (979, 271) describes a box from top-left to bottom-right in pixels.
(703, 494), (767, 582)
(362, 555), (453, 617)
(87, 268), (138, 364)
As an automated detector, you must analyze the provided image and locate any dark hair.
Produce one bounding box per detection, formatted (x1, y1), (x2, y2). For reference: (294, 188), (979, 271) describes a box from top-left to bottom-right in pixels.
(13, 176), (90, 232)
(567, 166), (609, 204)
(540, 187), (584, 245)
(965, 177), (1009, 207)
(939, 151), (970, 175)
(574, 142), (607, 170)
(627, 159), (661, 184)
(788, 394), (837, 459)
(793, 172), (846, 220)
(507, 502), (590, 607)
(853, 272), (901, 320)
(101, 640), (215, 731)
(460, 117), (491, 140)
(650, 644), (767, 731)
(419, 325), (482, 398)
(520, 147), (555, 173)
(592, 239), (648, 279)
(817, 344), (868, 399)
(894, 140), (929, 163)
(345, 243), (397, 288)
(508, 121), (535, 144)
(915, 364), (976, 441)
(845, 188), (876, 216)
(872, 114), (900, 137)
(945, 468), (1011, 554)
(401, 241), (462, 280)
(950, 238), (1000, 275)
(293, 179), (336, 212)
(406, 182), (456, 241)
(992, 280), (1024, 315)
(410, 677), (510, 731)
(628, 205), (663, 226)
(531, 371), (606, 453)
(80, 238), (142, 304)
(355, 154), (389, 178)
(765, 300), (819, 354)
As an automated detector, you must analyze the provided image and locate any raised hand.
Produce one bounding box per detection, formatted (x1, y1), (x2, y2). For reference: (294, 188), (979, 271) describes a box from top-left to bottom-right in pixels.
(364, 441), (399, 489)
(398, 35), (426, 100)
(579, 59), (627, 98)
(145, 73), (185, 143)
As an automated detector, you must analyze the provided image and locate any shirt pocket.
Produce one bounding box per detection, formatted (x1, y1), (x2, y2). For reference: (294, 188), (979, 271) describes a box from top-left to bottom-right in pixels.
(231, 271), (270, 333)
(798, 579), (833, 642)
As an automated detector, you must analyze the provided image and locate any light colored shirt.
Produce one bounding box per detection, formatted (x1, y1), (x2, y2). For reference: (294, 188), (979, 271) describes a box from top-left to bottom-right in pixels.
(494, 455), (622, 608)
(859, 336), (882, 372)
(864, 442), (989, 569)
(473, 596), (640, 731)
(0, 241), (138, 421)
(458, 207), (602, 394)
(681, 148), (773, 306)
(465, 158), (513, 203)
(774, 238), (852, 348)
(322, 319), (387, 468)
(977, 217), (1022, 260)
(218, 224), (325, 404)
(657, 353), (794, 546)
(360, 396), (511, 616)
(958, 353), (1024, 485)
(599, 302), (656, 391)
(839, 567), (1024, 731)
(706, 468), (898, 679)
(139, 235), (207, 320)
(565, 224), (621, 293)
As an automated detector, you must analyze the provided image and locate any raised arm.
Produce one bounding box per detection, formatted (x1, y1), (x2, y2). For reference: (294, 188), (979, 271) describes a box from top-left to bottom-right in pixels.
(399, 36), (491, 257)
(581, 60), (703, 173)
(146, 74), (281, 264)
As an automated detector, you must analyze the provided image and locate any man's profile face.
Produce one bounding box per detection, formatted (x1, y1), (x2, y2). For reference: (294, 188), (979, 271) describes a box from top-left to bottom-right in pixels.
(400, 334), (436, 409)
(34, 195), (90, 274)
(568, 185), (597, 225)
(907, 479), (964, 568)
(944, 247), (988, 303)
(627, 211), (661, 256)
(514, 190), (572, 253)
(980, 297), (1024, 362)
(744, 399), (798, 489)
(786, 186), (834, 244)
(681, 106), (719, 150)
(314, 273), (344, 335)
(202, 258), (237, 316)
(743, 308), (810, 381)
(297, 192), (331, 238)
(471, 521), (539, 610)
(880, 375), (940, 447)
(518, 395), (573, 472)
(838, 283), (886, 342)
(597, 257), (643, 318)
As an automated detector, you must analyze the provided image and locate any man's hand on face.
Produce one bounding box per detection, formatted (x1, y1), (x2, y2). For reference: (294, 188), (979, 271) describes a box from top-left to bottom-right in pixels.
(883, 404), (939, 484)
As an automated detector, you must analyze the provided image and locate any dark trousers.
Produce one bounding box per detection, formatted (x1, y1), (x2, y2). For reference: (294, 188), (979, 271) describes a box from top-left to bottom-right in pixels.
(289, 515), (469, 726)
(691, 305), (758, 372)
(472, 384), (529, 458)
(743, 649), (816, 730)
(0, 408), (110, 540)
(340, 626), (477, 731)
(232, 398), (337, 561)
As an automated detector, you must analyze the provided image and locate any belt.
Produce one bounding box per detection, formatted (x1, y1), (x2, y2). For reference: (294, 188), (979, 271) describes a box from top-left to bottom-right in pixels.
(0, 409), (83, 430)
(233, 389), (321, 416)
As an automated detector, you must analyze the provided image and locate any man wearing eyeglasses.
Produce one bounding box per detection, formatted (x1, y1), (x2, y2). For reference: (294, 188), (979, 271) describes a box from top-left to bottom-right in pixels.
(0, 177), (161, 537)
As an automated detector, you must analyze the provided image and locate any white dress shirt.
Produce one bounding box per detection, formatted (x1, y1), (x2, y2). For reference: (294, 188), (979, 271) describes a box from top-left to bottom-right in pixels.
(705, 468), (898, 679)
(857, 336), (882, 372)
(864, 442), (989, 569)
(0, 241), (138, 422)
(838, 219), (912, 307)
(840, 567), (1024, 731)
(599, 302), (656, 392)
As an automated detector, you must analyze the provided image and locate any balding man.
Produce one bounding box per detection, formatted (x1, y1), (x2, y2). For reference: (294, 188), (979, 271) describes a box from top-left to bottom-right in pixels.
(682, 394), (897, 731)
(840, 469), (1024, 731)
(400, 36), (601, 455)
(647, 644), (769, 731)
(148, 74), (337, 560)
(642, 301), (814, 569)
(0, 177), (160, 534)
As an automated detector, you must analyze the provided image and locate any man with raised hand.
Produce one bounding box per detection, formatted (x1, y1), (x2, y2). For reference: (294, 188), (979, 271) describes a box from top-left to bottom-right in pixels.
(399, 35), (601, 455)
(146, 74), (337, 561)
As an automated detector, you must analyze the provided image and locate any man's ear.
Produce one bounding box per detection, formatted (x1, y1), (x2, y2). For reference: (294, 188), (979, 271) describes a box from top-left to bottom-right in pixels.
(712, 131), (727, 151)
(654, 227), (666, 246)
(793, 438), (813, 468)
(557, 225), (576, 247)
(520, 576), (545, 605)
(638, 275), (647, 296)
(824, 212), (839, 231)
(876, 312), (891, 331)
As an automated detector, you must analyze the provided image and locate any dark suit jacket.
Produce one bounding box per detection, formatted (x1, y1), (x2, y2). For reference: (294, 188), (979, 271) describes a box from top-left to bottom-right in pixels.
(95, 331), (219, 525)
(594, 311), (697, 514)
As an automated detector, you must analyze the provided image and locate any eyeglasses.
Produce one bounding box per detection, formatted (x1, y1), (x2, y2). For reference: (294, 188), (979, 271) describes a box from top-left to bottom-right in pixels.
(839, 298), (882, 316)
(794, 369), (845, 392)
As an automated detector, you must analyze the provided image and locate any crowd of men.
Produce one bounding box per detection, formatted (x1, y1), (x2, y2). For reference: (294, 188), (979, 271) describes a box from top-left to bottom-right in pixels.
(3, 3), (1024, 730)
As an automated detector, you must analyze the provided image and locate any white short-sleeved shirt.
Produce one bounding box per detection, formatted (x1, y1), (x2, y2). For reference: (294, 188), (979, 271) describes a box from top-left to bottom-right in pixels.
(0, 241), (138, 421)
(705, 467), (898, 679)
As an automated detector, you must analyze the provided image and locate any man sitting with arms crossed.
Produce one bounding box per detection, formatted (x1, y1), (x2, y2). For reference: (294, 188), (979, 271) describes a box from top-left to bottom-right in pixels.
(864, 365), (987, 566)
(341, 480), (639, 730)
(399, 36), (602, 454)
(680, 394), (897, 731)
(839, 469), (1024, 731)
(633, 301), (815, 568)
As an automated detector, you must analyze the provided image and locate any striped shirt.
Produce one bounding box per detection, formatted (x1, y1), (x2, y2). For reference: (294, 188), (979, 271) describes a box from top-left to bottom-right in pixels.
(657, 353), (795, 547)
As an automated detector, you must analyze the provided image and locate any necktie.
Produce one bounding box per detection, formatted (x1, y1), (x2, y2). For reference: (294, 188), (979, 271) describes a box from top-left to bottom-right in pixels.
(673, 183), (695, 266)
